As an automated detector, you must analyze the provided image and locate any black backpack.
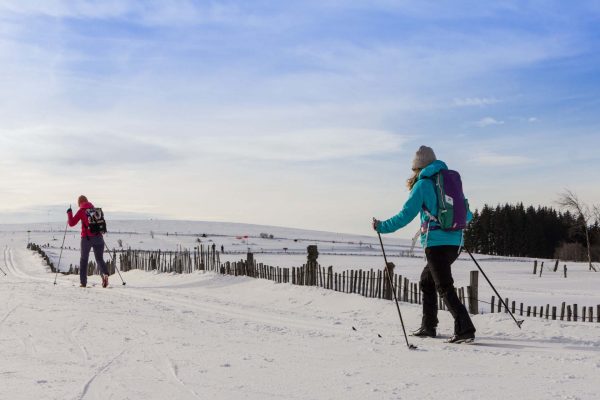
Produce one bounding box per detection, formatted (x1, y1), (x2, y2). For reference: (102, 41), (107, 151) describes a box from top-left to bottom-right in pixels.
(85, 207), (107, 234)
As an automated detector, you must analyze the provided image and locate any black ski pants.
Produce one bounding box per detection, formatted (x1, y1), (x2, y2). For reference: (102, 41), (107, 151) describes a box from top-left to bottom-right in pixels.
(80, 235), (109, 286)
(419, 245), (475, 335)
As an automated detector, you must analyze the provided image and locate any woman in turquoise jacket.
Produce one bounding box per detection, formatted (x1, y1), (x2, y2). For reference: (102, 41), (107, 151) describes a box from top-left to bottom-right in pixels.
(373, 146), (476, 343)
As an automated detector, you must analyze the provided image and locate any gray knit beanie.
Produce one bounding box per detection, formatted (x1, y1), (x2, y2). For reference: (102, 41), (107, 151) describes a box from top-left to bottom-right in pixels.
(412, 145), (436, 170)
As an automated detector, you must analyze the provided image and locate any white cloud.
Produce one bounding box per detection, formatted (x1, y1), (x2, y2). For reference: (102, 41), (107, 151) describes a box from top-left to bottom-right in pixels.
(0, 1), (269, 28)
(200, 129), (407, 162)
(470, 151), (533, 166)
(474, 117), (505, 127)
(0, 126), (174, 168)
(528, 117), (538, 122)
(453, 97), (500, 107)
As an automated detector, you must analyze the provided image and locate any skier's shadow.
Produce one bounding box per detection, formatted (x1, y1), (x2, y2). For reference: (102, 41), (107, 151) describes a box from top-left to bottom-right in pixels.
(469, 342), (535, 350)
(469, 337), (600, 352)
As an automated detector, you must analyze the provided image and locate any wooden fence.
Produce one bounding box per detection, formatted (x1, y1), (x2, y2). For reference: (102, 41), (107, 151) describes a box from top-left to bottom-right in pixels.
(107, 247), (479, 315)
(490, 296), (600, 323)
(27, 243), (599, 323)
(118, 245), (220, 273)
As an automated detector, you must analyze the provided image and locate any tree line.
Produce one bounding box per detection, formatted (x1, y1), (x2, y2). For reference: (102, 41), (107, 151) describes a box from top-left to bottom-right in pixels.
(463, 203), (600, 261)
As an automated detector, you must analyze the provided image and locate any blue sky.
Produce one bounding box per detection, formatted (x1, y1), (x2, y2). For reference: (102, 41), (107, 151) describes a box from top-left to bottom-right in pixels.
(0, 1), (599, 236)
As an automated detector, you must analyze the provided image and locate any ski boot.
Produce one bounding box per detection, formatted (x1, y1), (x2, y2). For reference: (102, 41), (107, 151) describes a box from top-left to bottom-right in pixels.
(410, 326), (436, 338)
(446, 331), (475, 344)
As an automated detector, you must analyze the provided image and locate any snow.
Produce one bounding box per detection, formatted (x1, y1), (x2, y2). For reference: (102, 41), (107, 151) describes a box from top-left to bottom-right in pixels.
(8, 220), (599, 309)
(1, 222), (600, 399)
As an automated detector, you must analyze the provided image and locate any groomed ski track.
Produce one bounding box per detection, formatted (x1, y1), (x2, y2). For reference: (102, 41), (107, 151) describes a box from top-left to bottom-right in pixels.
(1, 243), (599, 400)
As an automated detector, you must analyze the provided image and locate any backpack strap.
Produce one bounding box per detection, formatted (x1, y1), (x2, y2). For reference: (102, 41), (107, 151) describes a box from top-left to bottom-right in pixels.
(420, 173), (441, 232)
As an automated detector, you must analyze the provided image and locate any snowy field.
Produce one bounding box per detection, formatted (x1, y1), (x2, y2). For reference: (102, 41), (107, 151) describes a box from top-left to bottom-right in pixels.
(4, 220), (599, 311)
(1, 221), (600, 399)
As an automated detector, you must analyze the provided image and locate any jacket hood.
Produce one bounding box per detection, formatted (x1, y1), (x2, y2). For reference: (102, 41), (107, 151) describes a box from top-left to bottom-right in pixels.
(80, 201), (94, 209)
(418, 160), (448, 179)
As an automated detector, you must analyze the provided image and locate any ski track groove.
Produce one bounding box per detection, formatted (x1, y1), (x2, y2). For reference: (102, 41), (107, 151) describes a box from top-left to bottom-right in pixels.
(121, 286), (344, 338)
(20, 333), (38, 357)
(0, 304), (19, 327)
(76, 349), (126, 400)
(166, 357), (202, 399)
(67, 323), (91, 363)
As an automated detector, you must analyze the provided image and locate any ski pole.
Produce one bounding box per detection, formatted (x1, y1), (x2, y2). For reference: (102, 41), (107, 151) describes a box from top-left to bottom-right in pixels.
(105, 243), (126, 286)
(464, 247), (523, 329)
(54, 217), (70, 285)
(377, 230), (417, 350)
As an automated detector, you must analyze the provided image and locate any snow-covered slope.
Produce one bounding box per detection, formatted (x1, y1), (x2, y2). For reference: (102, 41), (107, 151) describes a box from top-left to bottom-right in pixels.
(1, 233), (599, 400)
(6, 219), (598, 311)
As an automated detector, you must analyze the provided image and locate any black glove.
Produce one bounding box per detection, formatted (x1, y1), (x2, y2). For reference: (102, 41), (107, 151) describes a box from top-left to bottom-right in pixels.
(67, 207), (72, 214)
(372, 218), (381, 231)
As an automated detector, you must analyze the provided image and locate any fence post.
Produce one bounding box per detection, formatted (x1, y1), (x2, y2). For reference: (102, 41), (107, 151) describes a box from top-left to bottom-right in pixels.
(469, 270), (479, 314)
(564, 265), (567, 278)
(533, 260), (537, 275)
(307, 245), (318, 286)
(553, 259), (559, 272)
(246, 252), (254, 277)
(520, 303), (523, 316)
(539, 262), (544, 277)
(383, 262), (395, 300)
(561, 302), (566, 321)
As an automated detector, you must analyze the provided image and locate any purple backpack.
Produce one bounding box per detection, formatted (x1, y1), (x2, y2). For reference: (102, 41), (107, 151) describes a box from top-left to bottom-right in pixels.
(423, 170), (468, 231)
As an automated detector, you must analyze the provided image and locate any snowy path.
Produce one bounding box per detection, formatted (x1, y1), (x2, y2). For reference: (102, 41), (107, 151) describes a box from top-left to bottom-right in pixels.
(1, 243), (599, 400)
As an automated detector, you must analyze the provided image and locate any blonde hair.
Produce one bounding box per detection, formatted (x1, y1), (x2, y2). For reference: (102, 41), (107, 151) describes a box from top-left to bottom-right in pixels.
(406, 169), (421, 190)
(78, 195), (88, 206)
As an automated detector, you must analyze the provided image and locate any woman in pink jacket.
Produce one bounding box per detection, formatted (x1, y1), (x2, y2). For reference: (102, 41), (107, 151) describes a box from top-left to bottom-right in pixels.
(67, 195), (109, 288)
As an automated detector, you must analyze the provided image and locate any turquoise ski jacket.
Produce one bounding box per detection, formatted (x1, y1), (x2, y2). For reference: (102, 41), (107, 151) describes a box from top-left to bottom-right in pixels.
(376, 160), (472, 248)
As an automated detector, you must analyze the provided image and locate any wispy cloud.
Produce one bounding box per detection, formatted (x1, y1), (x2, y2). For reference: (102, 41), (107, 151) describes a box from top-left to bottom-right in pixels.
(474, 117), (505, 127)
(470, 151), (533, 166)
(200, 129), (407, 162)
(0, 1), (261, 27)
(453, 97), (500, 107)
(0, 126), (174, 168)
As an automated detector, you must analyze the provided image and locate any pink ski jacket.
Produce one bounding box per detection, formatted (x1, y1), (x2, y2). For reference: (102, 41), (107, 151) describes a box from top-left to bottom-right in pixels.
(67, 201), (101, 238)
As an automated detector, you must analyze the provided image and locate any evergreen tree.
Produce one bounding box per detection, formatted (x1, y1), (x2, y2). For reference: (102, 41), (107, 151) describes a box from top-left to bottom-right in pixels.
(465, 203), (597, 260)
